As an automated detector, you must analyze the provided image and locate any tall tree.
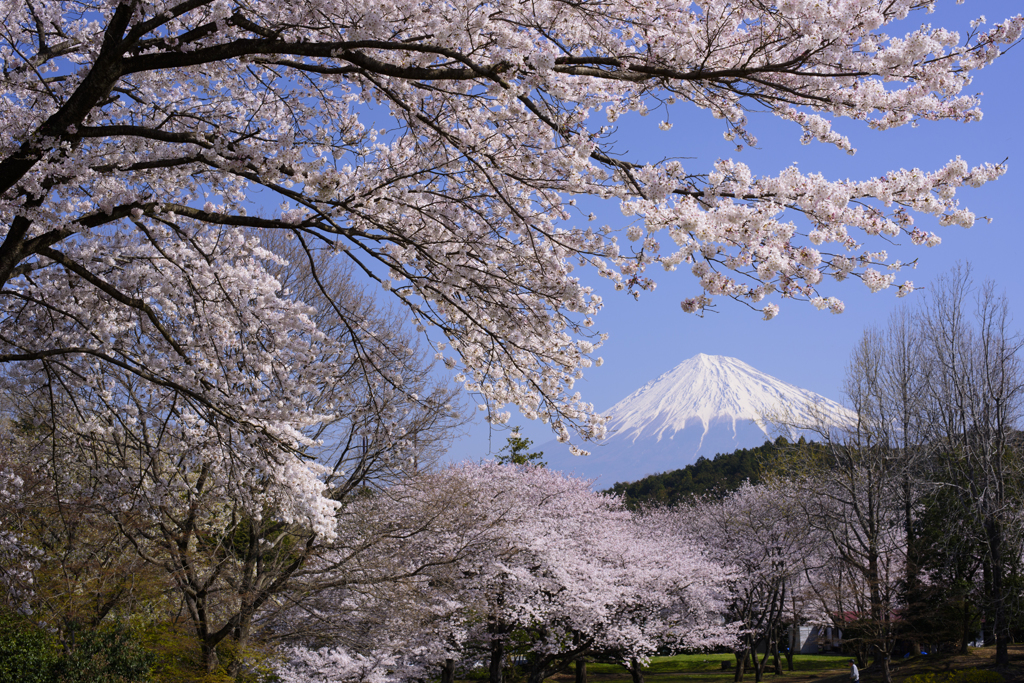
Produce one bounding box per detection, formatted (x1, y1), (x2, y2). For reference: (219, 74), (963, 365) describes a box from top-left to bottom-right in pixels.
(773, 334), (914, 683)
(879, 307), (931, 655)
(920, 266), (1024, 667)
(777, 268), (1024, 669)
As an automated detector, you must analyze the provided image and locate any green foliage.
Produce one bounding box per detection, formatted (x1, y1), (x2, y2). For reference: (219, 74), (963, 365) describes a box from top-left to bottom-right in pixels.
(464, 666), (490, 680)
(902, 486), (985, 651)
(140, 619), (282, 683)
(138, 621), (199, 682)
(904, 671), (1004, 683)
(0, 610), (59, 683)
(496, 428), (545, 467)
(215, 637), (283, 683)
(605, 437), (795, 509)
(52, 623), (155, 683)
(0, 610), (153, 683)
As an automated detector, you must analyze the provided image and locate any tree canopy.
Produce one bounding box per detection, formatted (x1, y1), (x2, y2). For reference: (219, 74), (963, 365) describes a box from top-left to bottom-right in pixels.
(605, 438), (785, 508)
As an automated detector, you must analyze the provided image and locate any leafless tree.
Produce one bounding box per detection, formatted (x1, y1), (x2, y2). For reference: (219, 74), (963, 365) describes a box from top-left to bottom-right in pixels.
(920, 265), (1024, 667)
(774, 327), (920, 683)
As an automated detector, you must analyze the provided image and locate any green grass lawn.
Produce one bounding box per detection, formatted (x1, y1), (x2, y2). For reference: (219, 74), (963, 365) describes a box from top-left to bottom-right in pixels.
(563, 652), (852, 683)
(564, 648), (1024, 683)
(463, 645), (1024, 683)
(581, 653), (850, 675)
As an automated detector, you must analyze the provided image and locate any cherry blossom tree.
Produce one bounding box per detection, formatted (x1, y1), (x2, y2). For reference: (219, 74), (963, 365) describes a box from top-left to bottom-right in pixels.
(0, 0), (1020, 520)
(0, 242), (463, 673)
(273, 466), (502, 683)
(677, 483), (818, 683)
(439, 464), (731, 683)
(275, 463), (735, 683)
(0, 444), (41, 618)
(0, 389), (166, 635)
(614, 508), (737, 683)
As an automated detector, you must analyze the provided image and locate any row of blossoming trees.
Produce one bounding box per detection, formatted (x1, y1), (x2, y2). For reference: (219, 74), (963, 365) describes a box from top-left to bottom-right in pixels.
(0, 395), (904, 683)
(0, 412), (739, 682)
(272, 463), (738, 683)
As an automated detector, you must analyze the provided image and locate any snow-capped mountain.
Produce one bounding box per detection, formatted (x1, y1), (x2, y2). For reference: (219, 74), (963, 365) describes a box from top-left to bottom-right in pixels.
(543, 354), (853, 486)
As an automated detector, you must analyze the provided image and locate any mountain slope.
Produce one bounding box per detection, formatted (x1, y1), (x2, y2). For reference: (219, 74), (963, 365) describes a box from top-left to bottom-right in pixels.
(543, 354), (852, 486)
(606, 353), (849, 450)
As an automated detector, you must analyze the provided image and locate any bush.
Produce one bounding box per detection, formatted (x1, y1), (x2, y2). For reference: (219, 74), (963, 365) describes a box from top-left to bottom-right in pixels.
(52, 623), (155, 683)
(0, 610), (153, 683)
(0, 610), (59, 683)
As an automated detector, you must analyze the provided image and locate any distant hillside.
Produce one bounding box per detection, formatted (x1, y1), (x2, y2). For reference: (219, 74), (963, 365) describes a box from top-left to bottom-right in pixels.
(604, 436), (798, 509)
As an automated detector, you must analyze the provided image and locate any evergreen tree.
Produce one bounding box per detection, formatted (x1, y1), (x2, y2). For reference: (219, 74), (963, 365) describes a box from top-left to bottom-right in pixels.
(496, 429), (546, 467)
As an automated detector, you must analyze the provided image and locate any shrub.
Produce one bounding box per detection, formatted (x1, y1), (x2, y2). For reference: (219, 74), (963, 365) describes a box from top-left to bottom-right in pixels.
(0, 610), (153, 683)
(52, 623), (155, 683)
(0, 610), (59, 683)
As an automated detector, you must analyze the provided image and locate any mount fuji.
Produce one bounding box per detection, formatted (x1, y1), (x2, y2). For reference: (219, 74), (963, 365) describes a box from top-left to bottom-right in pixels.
(542, 354), (853, 486)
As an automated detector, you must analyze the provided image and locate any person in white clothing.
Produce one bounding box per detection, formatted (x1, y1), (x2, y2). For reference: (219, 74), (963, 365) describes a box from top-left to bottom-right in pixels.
(850, 660), (860, 683)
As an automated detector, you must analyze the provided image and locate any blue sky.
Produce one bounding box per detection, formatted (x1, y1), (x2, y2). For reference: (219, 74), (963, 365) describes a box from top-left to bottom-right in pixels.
(443, 0), (1024, 480)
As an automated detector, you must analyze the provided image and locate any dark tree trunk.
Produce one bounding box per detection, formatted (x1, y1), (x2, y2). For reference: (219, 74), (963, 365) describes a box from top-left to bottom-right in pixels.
(772, 634), (783, 675)
(985, 516), (1009, 667)
(961, 597), (974, 655)
(627, 658), (645, 683)
(227, 615), (253, 677)
(524, 630), (591, 683)
(734, 649), (747, 682)
(442, 658), (456, 683)
(754, 636), (771, 683)
(572, 631), (587, 683)
(785, 626), (795, 671)
(202, 640), (219, 673)
(983, 557), (995, 646)
(866, 542), (894, 683)
(489, 634), (505, 683)
(904, 475), (924, 659)
(878, 653), (892, 683)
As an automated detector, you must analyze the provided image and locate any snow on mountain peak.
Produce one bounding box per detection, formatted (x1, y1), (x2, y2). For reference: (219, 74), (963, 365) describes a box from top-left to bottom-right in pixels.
(539, 354), (852, 486)
(604, 353), (851, 452)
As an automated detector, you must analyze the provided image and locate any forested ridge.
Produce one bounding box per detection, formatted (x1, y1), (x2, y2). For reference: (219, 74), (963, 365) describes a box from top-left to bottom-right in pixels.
(605, 437), (795, 508)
